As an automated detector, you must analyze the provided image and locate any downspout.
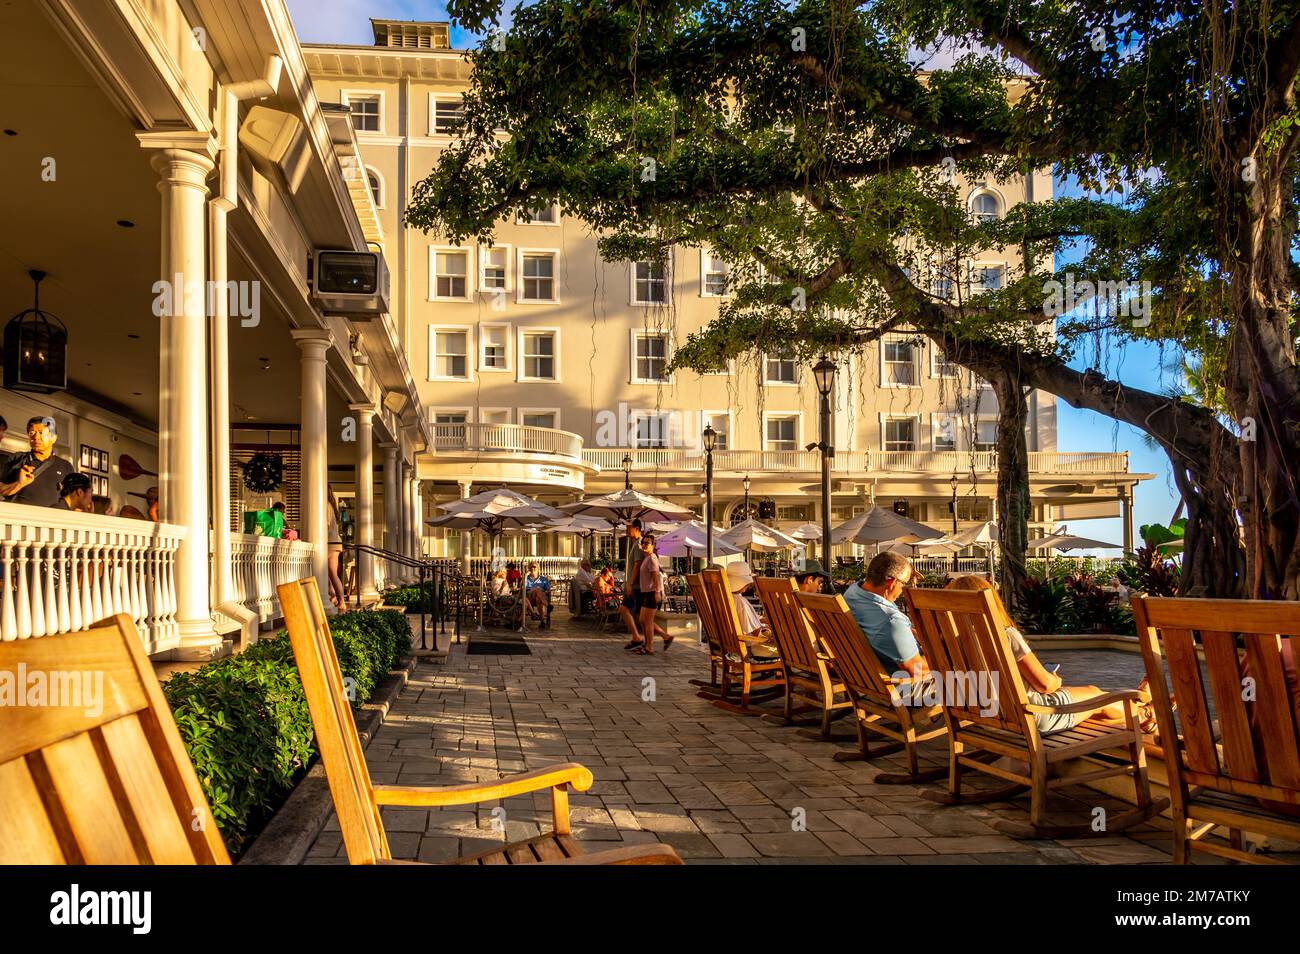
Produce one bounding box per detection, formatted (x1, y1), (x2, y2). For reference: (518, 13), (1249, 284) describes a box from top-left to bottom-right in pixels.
(210, 55), (284, 650)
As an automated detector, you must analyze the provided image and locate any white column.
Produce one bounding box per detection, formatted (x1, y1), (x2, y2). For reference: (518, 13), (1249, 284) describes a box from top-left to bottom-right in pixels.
(458, 480), (472, 573)
(380, 441), (400, 582)
(411, 471), (424, 560)
(292, 330), (333, 601)
(402, 460), (416, 564)
(351, 404), (377, 601)
(146, 142), (220, 657)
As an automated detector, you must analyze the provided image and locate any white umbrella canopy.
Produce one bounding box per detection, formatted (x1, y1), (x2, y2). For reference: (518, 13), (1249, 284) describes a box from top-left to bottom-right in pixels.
(654, 523), (742, 559)
(830, 506), (944, 546)
(720, 518), (801, 552)
(1029, 532), (1121, 552)
(439, 487), (564, 518)
(427, 504), (559, 532)
(786, 522), (823, 541)
(543, 514), (612, 535)
(560, 488), (696, 525)
(946, 521), (999, 549)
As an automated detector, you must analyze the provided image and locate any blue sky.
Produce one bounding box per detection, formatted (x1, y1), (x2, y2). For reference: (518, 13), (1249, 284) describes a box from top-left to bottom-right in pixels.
(286, 3), (1182, 548)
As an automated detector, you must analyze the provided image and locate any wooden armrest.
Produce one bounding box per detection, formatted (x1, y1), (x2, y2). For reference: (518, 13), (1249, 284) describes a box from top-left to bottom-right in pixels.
(373, 762), (594, 807)
(539, 844), (684, 865)
(1026, 689), (1144, 716)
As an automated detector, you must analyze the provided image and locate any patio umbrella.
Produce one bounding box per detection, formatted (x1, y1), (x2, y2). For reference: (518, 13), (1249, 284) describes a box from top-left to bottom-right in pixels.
(655, 523), (741, 559)
(543, 514), (612, 535)
(786, 522), (823, 541)
(830, 505), (944, 546)
(1028, 532), (1121, 551)
(439, 487), (564, 517)
(720, 518), (801, 553)
(560, 488), (696, 524)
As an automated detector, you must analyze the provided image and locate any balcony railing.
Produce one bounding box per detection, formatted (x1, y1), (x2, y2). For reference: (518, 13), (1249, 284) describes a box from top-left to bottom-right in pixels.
(226, 532), (316, 623)
(431, 422), (584, 460)
(582, 448), (1130, 475)
(0, 504), (185, 655)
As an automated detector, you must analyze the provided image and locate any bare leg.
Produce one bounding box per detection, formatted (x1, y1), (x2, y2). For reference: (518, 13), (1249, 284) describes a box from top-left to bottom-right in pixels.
(638, 606), (658, 651)
(327, 550), (346, 608)
(619, 605), (642, 643)
(1059, 685), (1138, 724)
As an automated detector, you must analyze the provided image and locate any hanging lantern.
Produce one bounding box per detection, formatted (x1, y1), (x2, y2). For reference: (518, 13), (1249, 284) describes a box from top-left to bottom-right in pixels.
(893, 498), (909, 517)
(757, 499), (777, 521)
(4, 270), (68, 394)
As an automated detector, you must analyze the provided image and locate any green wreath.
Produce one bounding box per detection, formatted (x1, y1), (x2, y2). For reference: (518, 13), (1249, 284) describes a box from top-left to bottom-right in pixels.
(242, 452), (283, 493)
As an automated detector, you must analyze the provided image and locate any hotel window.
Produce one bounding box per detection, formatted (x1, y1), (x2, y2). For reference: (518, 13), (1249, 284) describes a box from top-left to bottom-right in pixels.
(431, 96), (465, 135)
(480, 408), (511, 425)
(930, 267), (955, 301)
(634, 333), (669, 382)
(520, 252), (557, 302)
(480, 324), (509, 371)
(765, 415), (798, 451)
(932, 345), (960, 379)
(431, 249), (470, 300)
(702, 412), (730, 449)
(521, 410), (557, 429)
(632, 261), (668, 305)
(345, 93), (381, 132)
(883, 417), (917, 452)
(973, 264), (1004, 292)
(934, 415), (957, 451)
(765, 353), (797, 384)
(971, 191), (1002, 224)
(975, 420), (998, 451)
(635, 413), (673, 448)
(366, 169), (383, 207)
(480, 245), (510, 291)
(430, 330), (469, 380)
(701, 250), (729, 297)
(521, 331), (556, 380)
(882, 338), (918, 386)
(517, 205), (558, 224)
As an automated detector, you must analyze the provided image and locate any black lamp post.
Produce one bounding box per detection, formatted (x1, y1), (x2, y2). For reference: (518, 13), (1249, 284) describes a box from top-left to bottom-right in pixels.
(813, 355), (837, 566)
(702, 424), (717, 562)
(742, 474), (751, 519)
(950, 472), (960, 572)
(622, 452), (633, 490)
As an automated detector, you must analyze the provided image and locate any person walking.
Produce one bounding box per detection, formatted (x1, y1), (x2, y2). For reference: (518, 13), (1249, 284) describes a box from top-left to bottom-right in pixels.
(325, 484), (347, 609)
(633, 533), (672, 654)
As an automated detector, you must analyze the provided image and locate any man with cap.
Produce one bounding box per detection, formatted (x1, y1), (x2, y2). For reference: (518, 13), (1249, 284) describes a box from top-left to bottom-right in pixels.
(792, 559), (830, 594)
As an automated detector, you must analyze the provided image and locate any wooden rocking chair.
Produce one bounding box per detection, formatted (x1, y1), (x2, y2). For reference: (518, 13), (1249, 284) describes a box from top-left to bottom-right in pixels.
(695, 568), (785, 715)
(797, 591), (948, 783)
(1133, 596), (1300, 864)
(277, 577), (681, 865)
(908, 586), (1166, 838)
(753, 577), (853, 738)
(685, 572), (724, 690)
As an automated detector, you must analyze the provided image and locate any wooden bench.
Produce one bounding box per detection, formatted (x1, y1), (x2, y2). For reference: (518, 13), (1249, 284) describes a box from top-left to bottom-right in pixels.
(0, 614), (230, 864)
(909, 586), (1165, 838)
(798, 590), (947, 782)
(754, 577), (852, 737)
(277, 577), (681, 865)
(1133, 595), (1300, 864)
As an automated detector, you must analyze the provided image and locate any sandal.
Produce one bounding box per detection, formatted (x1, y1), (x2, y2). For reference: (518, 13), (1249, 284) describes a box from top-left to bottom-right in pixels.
(633, 646), (654, 655)
(662, 636), (674, 653)
(624, 639), (645, 651)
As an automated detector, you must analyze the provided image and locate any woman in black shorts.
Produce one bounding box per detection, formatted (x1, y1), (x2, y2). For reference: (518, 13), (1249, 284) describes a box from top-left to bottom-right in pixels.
(633, 534), (672, 653)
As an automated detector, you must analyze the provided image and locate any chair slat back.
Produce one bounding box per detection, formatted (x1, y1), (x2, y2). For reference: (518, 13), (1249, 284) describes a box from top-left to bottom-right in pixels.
(278, 578), (391, 864)
(907, 586), (1031, 735)
(796, 592), (894, 702)
(0, 614), (230, 865)
(1132, 596), (1300, 807)
(755, 577), (822, 672)
(685, 574), (721, 656)
(700, 568), (745, 657)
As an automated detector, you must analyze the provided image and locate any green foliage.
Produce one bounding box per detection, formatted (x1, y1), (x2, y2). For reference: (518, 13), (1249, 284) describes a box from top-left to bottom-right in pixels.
(1117, 546), (1182, 597)
(162, 609), (411, 855)
(382, 583), (438, 614)
(1016, 572), (1133, 635)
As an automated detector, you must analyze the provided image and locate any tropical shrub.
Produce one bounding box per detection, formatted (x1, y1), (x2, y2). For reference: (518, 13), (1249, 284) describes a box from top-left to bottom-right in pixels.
(1117, 546), (1181, 597)
(163, 609), (411, 855)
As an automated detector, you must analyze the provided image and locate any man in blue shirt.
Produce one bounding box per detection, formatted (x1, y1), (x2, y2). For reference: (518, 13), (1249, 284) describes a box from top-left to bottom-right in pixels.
(842, 551), (929, 681)
(524, 562), (553, 628)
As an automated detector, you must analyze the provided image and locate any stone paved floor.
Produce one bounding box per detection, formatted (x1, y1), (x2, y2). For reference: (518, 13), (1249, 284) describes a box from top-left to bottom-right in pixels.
(305, 616), (1186, 865)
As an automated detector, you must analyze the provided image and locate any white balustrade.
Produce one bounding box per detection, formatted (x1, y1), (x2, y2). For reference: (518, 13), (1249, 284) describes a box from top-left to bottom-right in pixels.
(0, 504), (185, 655)
(223, 532), (316, 624)
(584, 448), (1131, 476)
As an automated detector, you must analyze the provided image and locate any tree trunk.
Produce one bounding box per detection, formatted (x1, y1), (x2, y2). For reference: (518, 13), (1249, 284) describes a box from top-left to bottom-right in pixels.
(990, 369), (1032, 616)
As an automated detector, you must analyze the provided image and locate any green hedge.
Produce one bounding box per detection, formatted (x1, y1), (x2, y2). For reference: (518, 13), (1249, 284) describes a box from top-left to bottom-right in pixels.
(381, 582), (438, 613)
(162, 608), (412, 855)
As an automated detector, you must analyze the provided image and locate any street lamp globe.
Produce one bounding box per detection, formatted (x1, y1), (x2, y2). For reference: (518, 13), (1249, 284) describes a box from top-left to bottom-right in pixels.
(702, 423), (717, 453)
(813, 355), (836, 397)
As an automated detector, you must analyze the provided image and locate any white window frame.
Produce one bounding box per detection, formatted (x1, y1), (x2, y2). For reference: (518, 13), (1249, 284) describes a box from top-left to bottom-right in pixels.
(630, 409), (680, 449)
(429, 406), (474, 425)
(700, 248), (730, 298)
(879, 413), (921, 452)
(974, 418), (999, 452)
(516, 248), (560, 304)
(478, 407), (513, 426)
(880, 335), (921, 388)
(968, 188), (1004, 224)
(517, 327), (561, 382)
(365, 166), (386, 209)
(762, 412), (802, 452)
(478, 321), (512, 373)
(930, 342), (961, 379)
(429, 246), (473, 302)
(700, 410), (732, 450)
(478, 242), (512, 294)
(630, 329), (673, 384)
(518, 407), (562, 430)
(427, 325), (474, 382)
(763, 352), (800, 387)
(630, 259), (670, 307)
(341, 89), (385, 134)
(515, 204), (560, 226)
(429, 93), (466, 137)
(970, 261), (1006, 294)
(931, 414), (958, 452)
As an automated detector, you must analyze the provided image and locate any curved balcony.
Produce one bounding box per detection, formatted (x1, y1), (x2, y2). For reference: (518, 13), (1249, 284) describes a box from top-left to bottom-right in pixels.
(432, 422), (584, 460)
(423, 422), (596, 492)
(583, 448), (1131, 476)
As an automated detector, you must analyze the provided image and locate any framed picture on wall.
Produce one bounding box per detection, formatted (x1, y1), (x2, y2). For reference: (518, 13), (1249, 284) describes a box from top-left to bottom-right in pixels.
(79, 445), (92, 469)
